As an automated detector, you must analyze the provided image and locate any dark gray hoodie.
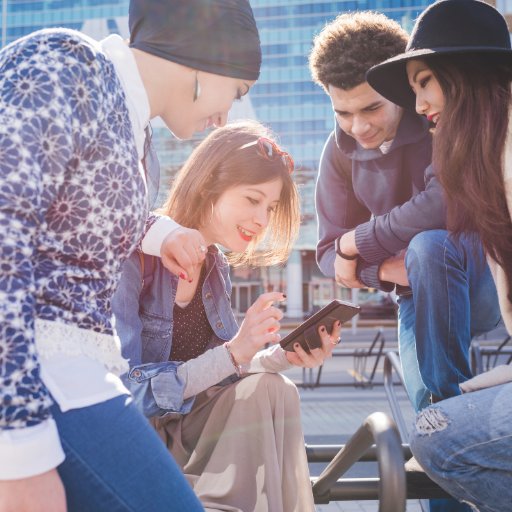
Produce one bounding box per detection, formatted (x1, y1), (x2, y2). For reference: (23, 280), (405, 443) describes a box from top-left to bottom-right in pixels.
(316, 109), (445, 294)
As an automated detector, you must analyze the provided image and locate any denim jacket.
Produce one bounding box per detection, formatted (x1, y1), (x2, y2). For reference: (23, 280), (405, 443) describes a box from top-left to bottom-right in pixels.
(112, 246), (240, 419)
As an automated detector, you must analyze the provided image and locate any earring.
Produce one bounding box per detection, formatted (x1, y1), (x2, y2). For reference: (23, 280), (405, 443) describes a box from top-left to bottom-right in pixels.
(193, 71), (201, 102)
(200, 201), (214, 228)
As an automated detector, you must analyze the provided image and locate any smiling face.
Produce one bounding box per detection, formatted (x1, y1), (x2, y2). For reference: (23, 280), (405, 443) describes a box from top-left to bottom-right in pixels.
(162, 71), (256, 140)
(406, 59), (445, 124)
(328, 81), (403, 150)
(200, 180), (283, 253)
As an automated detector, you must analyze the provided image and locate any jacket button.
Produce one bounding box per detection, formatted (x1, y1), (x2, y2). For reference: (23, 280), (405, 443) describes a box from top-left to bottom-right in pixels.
(205, 293), (212, 299)
(217, 323), (223, 329)
(133, 370), (142, 378)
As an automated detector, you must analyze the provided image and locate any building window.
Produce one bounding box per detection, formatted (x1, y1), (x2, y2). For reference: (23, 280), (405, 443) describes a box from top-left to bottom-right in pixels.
(497, 0), (512, 14)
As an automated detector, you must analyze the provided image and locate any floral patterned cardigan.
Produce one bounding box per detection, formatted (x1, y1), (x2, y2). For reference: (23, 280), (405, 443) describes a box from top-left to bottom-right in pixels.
(0, 29), (155, 432)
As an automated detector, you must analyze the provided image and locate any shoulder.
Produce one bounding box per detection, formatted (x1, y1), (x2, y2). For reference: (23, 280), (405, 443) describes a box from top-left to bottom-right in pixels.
(0, 29), (115, 96)
(0, 29), (122, 127)
(2, 29), (105, 67)
(319, 130), (352, 179)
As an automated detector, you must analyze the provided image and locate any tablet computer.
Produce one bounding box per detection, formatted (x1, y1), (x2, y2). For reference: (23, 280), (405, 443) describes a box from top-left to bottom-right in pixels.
(280, 300), (361, 353)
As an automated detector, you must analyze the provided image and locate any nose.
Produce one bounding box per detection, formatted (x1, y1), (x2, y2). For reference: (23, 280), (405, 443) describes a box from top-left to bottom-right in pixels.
(415, 92), (429, 116)
(214, 112), (228, 128)
(351, 115), (371, 137)
(253, 206), (269, 230)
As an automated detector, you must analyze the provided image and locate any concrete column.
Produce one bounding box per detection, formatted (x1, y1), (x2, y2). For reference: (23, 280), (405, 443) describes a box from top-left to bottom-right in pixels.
(286, 250), (303, 318)
(351, 288), (360, 335)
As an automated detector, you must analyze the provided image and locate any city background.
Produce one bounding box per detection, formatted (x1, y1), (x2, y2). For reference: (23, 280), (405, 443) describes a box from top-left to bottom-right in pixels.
(2, 0), (510, 320)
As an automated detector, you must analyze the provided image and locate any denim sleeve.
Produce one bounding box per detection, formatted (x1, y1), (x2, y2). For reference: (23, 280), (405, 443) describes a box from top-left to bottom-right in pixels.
(112, 253), (194, 418)
(126, 363), (194, 416)
(217, 252), (233, 300)
(354, 165), (447, 264)
(316, 133), (372, 279)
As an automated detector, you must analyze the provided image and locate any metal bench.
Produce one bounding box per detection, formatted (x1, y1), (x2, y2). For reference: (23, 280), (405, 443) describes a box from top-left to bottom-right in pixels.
(304, 352), (453, 510)
(306, 410), (451, 510)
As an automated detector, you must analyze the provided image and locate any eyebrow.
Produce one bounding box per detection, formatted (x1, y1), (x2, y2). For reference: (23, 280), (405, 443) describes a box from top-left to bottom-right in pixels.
(334, 101), (382, 115)
(362, 101), (382, 111)
(247, 187), (266, 197)
(246, 188), (280, 203)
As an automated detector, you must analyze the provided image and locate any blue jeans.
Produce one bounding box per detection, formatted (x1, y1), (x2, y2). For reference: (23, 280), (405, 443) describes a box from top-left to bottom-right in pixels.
(410, 383), (512, 512)
(398, 231), (501, 512)
(398, 230), (501, 412)
(53, 395), (203, 512)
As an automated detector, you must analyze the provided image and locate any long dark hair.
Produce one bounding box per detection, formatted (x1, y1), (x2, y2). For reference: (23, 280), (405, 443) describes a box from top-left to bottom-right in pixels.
(158, 120), (300, 268)
(425, 54), (512, 302)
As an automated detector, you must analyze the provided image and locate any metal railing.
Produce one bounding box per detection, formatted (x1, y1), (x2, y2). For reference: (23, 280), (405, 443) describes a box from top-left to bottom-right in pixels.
(382, 351), (452, 511)
(311, 412), (406, 512)
(300, 328), (389, 388)
(471, 338), (512, 376)
(306, 443), (412, 463)
(383, 351), (409, 443)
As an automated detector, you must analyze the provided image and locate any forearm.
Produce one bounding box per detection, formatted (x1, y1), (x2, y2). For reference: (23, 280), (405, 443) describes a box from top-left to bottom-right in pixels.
(241, 343), (293, 374)
(177, 343), (293, 400)
(177, 345), (236, 400)
(377, 251), (409, 286)
(354, 167), (446, 264)
(358, 260), (395, 292)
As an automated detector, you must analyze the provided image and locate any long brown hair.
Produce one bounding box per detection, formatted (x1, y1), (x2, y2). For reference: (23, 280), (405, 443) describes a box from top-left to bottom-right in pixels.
(425, 54), (512, 301)
(158, 120), (300, 267)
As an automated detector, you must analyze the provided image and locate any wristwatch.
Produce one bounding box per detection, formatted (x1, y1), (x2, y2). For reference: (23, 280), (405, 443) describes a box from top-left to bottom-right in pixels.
(335, 237), (358, 261)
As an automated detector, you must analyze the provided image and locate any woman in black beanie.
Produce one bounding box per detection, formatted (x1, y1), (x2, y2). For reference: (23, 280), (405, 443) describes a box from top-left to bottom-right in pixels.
(367, 1), (512, 509)
(0, 1), (261, 511)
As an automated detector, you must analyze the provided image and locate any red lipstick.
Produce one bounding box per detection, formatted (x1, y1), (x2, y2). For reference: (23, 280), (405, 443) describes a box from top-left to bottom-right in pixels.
(427, 113), (439, 122)
(237, 226), (255, 242)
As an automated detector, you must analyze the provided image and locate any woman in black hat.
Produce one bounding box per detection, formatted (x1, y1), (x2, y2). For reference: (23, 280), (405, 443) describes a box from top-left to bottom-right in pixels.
(367, 1), (512, 509)
(0, 0), (262, 511)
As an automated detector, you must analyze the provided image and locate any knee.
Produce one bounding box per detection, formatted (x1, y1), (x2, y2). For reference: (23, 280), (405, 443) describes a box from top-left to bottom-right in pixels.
(406, 230), (447, 264)
(259, 372), (299, 397)
(410, 406), (451, 474)
(249, 373), (300, 408)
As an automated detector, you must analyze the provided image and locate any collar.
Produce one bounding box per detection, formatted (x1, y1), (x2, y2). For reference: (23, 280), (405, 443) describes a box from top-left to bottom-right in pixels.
(334, 109), (430, 162)
(100, 34), (151, 161)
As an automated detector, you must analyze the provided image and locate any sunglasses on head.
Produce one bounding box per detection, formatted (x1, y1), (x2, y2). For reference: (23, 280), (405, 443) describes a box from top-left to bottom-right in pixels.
(238, 138), (294, 174)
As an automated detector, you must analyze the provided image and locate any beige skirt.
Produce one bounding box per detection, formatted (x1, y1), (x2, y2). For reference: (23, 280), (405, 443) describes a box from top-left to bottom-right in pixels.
(150, 373), (315, 512)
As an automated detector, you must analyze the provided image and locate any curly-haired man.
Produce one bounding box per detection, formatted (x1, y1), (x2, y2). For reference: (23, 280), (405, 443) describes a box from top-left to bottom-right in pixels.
(312, 13), (500, 512)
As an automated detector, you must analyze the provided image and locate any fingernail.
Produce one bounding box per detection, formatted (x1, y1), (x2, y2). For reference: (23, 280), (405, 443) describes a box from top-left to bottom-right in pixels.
(321, 327), (325, 332)
(180, 273), (185, 279)
(282, 293), (287, 298)
(294, 343), (299, 347)
(189, 279), (193, 283)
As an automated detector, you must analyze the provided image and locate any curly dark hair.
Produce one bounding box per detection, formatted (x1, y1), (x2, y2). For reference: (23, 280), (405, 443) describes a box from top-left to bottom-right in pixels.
(309, 11), (408, 91)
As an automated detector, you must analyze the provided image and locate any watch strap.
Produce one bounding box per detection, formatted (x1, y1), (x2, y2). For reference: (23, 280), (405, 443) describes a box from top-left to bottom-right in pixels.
(335, 237), (358, 261)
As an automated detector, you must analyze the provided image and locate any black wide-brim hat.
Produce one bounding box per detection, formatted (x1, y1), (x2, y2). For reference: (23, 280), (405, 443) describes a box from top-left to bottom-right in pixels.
(366, 0), (512, 111)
